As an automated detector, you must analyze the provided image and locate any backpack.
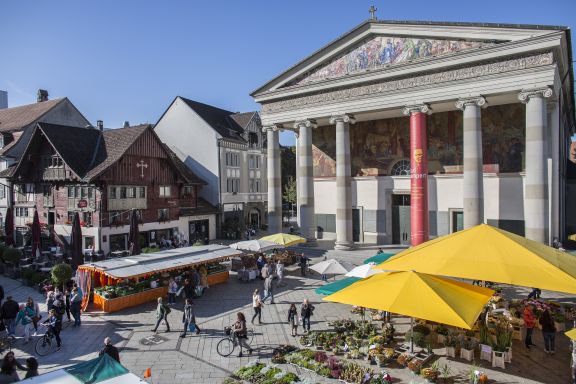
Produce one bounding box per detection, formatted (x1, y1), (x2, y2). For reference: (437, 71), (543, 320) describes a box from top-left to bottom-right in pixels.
(54, 300), (66, 316)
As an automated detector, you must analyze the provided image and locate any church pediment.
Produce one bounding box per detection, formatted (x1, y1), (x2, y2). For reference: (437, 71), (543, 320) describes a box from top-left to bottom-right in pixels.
(286, 35), (497, 86)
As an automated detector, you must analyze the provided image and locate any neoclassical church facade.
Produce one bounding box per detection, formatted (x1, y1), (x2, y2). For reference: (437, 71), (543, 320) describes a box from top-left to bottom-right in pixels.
(252, 20), (574, 249)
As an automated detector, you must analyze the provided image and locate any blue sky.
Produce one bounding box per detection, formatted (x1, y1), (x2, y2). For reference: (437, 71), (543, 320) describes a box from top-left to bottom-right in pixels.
(1, 0), (575, 145)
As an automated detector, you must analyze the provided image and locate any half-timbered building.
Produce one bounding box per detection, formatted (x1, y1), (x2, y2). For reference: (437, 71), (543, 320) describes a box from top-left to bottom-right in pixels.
(1, 122), (216, 254)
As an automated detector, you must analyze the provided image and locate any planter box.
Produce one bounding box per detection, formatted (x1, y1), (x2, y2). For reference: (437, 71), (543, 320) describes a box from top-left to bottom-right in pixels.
(480, 344), (492, 362)
(445, 346), (456, 358)
(207, 271), (229, 286)
(460, 348), (474, 361)
(555, 321), (566, 332)
(93, 286), (168, 313)
(504, 347), (512, 363)
(492, 351), (506, 369)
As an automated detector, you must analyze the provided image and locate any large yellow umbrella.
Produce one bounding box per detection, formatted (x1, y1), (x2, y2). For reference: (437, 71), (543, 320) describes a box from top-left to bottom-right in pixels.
(324, 271), (494, 329)
(568, 234), (576, 241)
(565, 328), (576, 340)
(374, 224), (576, 294)
(260, 233), (306, 247)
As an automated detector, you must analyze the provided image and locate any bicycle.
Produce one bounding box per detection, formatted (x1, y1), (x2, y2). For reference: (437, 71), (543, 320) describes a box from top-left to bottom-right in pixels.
(216, 326), (255, 357)
(35, 325), (59, 356)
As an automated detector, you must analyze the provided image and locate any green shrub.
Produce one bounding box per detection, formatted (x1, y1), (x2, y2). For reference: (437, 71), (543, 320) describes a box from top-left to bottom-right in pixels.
(405, 331), (427, 347)
(413, 324), (431, 336)
(22, 269), (35, 280)
(51, 263), (73, 286)
(3, 247), (22, 265)
(141, 247), (159, 254)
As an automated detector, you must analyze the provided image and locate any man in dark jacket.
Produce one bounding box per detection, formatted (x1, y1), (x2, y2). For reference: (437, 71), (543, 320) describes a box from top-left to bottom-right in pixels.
(1, 296), (20, 336)
(99, 337), (120, 362)
(183, 279), (194, 302)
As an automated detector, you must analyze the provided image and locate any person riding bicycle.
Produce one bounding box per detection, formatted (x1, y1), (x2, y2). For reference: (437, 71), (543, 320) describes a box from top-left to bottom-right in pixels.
(42, 309), (62, 351)
(231, 312), (253, 357)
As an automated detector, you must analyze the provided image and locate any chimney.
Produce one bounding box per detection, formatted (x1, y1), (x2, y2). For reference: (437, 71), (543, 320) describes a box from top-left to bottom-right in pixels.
(0, 91), (7, 109)
(97, 120), (104, 131)
(37, 89), (49, 103)
(123, 121), (130, 128)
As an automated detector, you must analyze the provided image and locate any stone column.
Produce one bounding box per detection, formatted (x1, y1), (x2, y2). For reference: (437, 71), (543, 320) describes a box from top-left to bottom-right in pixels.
(456, 96), (487, 229)
(294, 119), (317, 244)
(330, 114), (355, 250)
(403, 104), (431, 246)
(519, 87), (553, 243)
(263, 124), (282, 234)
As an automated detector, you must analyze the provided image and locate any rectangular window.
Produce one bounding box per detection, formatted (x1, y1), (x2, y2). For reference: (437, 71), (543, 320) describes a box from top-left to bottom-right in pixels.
(82, 211), (92, 225)
(183, 186), (194, 196)
(88, 188), (94, 199)
(120, 187), (127, 199)
(159, 186), (171, 197)
(81, 187), (87, 198)
(139, 187), (146, 198)
(255, 180), (260, 193)
(0, 186), (5, 200)
(67, 211), (75, 223)
(126, 187), (135, 198)
(109, 187), (117, 199)
(68, 187), (74, 198)
(75, 187), (80, 198)
(158, 208), (169, 221)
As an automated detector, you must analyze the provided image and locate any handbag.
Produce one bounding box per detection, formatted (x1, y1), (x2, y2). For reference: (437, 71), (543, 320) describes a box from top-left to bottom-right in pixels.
(188, 323), (196, 332)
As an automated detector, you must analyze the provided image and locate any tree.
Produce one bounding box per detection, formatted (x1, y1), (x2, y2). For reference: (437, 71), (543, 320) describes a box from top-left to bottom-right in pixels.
(280, 145), (296, 200)
(3, 247), (22, 265)
(283, 176), (297, 206)
(51, 263), (73, 289)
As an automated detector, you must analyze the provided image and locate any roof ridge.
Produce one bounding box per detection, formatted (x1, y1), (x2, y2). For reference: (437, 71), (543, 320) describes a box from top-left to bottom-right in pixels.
(178, 96), (236, 115)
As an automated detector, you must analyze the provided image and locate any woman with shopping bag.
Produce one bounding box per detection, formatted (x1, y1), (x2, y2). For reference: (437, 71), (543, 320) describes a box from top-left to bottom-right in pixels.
(180, 299), (200, 338)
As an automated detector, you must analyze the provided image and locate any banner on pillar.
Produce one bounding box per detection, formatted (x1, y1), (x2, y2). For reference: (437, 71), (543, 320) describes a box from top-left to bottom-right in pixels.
(410, 113), (429, 246)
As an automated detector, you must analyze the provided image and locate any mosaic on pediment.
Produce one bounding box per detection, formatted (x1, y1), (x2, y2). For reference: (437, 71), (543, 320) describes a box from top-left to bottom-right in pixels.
(289, 36), (495, 86)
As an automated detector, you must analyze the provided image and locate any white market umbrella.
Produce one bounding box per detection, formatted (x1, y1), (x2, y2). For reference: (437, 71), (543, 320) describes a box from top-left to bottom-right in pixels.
(310, 259), (351, 275)
(345, 262), (384, 278)
(229, 239), (284, 252)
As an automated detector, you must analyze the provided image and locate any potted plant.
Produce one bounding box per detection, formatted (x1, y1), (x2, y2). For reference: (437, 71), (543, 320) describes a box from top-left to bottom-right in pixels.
(421, 363), (440, 383)
(51, 263), (73, 290)
(437, 364), (454, 384)
(436, 324), (449, 344)
(443, 332), (458, 358)
(407, 359), (422, 375)
(396, 352), (410, 367)
(3, 247), (22, 278)
(459, 337), (477, 361)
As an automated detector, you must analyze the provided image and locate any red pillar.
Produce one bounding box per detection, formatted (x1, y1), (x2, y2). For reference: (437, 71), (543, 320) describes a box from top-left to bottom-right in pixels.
(409, 110), (429, 246)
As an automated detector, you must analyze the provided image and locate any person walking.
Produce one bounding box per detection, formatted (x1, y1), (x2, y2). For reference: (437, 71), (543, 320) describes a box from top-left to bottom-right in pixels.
(180, 299), (200, 338)
(261, 262), (270, 280)
(183, 279), (194, 302)
(64, 288), (72, 322)
(528, 288), (542, 299)
(167, 278), (178, 305)
(15, 304), (35, 344)
(300, 299), (315, 334)
(46, 291), (55, 314)
(299, 254), (309, 276)
(287, 303), (298, 337)
(42, 309), (62, 351)
(262, 275), (275, 304)
(0, 351), (27, 382)
(70, 287), (82, 327)
(539, 308), (556, 354)
(251, 289), (263, 325)
(0, 296), (19, 336)
(523, 303), (537, 349)
(99, 337), (120, 362)
(152, 297), (171, 333)
(276, 261), (285, 287)
(231, 312), (253, 357)
(26, 297), (41, 334)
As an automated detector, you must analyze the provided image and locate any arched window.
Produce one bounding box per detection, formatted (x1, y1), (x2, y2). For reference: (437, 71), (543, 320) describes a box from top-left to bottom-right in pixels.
(391, 159), (411, 176)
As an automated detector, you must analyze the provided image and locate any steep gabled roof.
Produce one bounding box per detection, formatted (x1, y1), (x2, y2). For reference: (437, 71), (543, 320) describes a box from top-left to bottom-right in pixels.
(38, 123), (103, 178)
(162, 144), (206, 185)
(230, 112), (256, 129)
(83, 125), (149, 181)
(179, 97), (246, 144)
(0, 98), (66, 132)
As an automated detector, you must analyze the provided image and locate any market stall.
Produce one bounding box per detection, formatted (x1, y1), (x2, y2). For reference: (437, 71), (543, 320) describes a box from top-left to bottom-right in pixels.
(77, 244), (241, 313)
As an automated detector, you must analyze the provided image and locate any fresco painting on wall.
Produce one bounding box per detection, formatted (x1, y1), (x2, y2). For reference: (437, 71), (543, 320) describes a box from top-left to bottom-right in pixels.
(292, 36), (489, 85)
(312, 104), (525, 177)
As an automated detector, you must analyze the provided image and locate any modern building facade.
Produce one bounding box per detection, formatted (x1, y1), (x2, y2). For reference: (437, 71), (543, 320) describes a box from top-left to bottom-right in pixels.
(252, 20), (574, 248)
(0, 122), (216, 254)
(0, 94), (90, 231)
(155, 97), (267, 238)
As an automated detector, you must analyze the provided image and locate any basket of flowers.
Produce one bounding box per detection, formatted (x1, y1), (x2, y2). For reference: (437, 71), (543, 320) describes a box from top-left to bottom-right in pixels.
(421, 367), (439, 383)
(396, 353), (410, 367)
(407, 359), (422, 374)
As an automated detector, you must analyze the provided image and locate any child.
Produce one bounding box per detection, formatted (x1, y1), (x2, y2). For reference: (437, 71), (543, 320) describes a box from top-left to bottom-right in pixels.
(288, 303), (298, 337)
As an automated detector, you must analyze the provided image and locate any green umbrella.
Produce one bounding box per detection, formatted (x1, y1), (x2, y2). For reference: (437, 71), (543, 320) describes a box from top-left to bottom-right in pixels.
(315, 277), (361, 295)
(363, 253), (395, 265)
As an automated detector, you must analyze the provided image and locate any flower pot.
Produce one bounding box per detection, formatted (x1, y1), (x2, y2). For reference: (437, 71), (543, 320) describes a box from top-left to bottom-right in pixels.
(445, 346), (456, 358)
(504, 347), (512, 363)
(460, 348), (474, 361)
(492, 351), (506, 369)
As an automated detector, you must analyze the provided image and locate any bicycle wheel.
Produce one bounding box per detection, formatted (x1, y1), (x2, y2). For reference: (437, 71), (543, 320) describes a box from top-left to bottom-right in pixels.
(35, 335), (53, 356)
(247, 329), (254, 345)
(216, 338), (235, 357)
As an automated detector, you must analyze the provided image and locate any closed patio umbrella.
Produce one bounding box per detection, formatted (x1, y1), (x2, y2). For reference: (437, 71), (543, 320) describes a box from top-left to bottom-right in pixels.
(70, 212), (83, 269)
(31, 209), (41, 259)
(375, 224), (576, 294)
(4, 207), (14, 246)
(128, 209), (141, 256)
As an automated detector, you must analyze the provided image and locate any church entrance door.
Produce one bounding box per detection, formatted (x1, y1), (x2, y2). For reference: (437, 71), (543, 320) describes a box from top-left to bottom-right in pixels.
(392, 194), (411, 245)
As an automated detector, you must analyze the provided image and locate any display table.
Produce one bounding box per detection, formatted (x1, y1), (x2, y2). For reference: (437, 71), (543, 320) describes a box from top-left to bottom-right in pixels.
(207, 271), (229, 286)
(93, 286), (168, 313)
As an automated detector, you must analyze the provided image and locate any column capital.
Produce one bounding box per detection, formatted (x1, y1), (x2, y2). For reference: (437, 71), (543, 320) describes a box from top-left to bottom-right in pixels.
(329, 114), (356, 125)
(261, 124), (283, 133)
(293, 119), (317, 130)
(402, 103), (432, 116)
(518, 87), (553, 104)
(455, 96), (487, 110)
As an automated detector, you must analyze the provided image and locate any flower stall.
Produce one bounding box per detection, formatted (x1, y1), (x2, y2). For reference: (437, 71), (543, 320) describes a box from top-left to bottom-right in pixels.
(77, 244), (241, 313)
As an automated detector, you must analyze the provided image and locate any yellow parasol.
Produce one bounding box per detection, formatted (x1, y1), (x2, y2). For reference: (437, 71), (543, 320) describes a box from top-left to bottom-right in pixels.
(374, 224), (576, 294)
(565, 328), (576, 340)
(260, 233), (306, 247)
(324, 271), (494, 330)
(568, 234), (576, 241)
